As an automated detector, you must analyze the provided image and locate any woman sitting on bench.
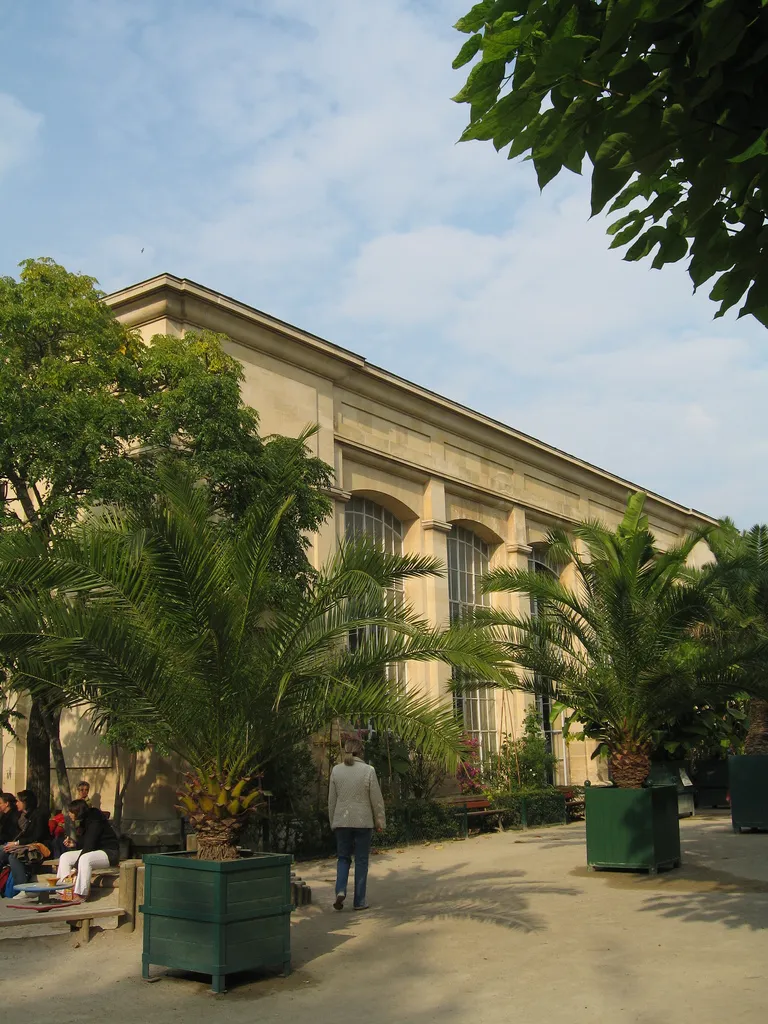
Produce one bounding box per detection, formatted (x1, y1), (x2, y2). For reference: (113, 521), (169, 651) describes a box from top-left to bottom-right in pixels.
(56, 799), (119, 903)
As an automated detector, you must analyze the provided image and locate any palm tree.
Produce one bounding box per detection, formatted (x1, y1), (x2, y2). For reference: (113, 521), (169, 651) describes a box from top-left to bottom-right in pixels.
(471, 492), (717, 788)
(707, 522), (768, 755)
(0, 464), (503, 859)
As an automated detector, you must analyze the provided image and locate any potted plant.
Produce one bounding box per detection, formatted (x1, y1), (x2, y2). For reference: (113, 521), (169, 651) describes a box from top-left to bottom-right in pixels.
(706, 523), (768, 831)
(474, 492), (717, 874)
(0, 462), (502, 990)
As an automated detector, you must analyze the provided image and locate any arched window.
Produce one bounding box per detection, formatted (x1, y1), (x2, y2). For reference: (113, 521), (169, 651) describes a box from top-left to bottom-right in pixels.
(448, 526), (496, 761)
(345, 496), (406, 689)
(345, 497), (403, 555)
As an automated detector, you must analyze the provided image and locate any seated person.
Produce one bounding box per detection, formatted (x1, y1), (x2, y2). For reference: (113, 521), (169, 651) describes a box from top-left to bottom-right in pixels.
(76, 781), (90, 804)
(56, 798), (119, 903)
(48, 808), (69, 858)
(0, 790), (51, 893)
(0, 793), (19, 846)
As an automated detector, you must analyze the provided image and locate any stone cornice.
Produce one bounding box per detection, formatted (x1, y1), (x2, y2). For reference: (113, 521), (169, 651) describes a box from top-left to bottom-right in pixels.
(507, 543), (533, 556)
(321, 486), (352, 503)
(422, 519), (453, 534)
(104, 274), (717, 529)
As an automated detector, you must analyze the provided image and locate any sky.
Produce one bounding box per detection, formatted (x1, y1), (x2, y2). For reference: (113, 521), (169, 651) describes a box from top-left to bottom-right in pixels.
(1, 0), (766, 525)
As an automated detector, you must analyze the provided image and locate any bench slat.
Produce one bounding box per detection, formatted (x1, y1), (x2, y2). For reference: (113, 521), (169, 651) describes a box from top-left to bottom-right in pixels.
(0, 905), (126, 928)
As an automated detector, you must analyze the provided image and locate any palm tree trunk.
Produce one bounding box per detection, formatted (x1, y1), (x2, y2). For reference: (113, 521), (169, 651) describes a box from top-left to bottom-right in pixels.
(609, 747), (651, 788)
(25, 698), (51, 808)
(197, 819), (240, 861)
(39, 705), (71, 808)
(744, 698), (768, 755)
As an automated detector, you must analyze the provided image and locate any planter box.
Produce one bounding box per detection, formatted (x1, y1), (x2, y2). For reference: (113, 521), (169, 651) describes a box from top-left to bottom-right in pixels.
(586, 785), (681, 874)
(141, 851), (292, 993)
(729, 755), (768, 832)
(649, 761), (695, 818)
(691, 759), (729, 809)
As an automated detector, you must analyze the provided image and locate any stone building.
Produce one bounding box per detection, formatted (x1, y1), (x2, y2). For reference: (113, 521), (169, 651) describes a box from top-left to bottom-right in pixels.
(1, 274), (715, 836)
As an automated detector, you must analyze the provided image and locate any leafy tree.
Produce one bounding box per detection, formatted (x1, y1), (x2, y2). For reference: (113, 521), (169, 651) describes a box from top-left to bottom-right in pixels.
(453, 0), (768, 325)
(652, 700), (748, 762)
(0, 464), (505, 859)
(472, 492), (724, 787)
(0, 257), (331, 804)
(706, 521), (768, 754)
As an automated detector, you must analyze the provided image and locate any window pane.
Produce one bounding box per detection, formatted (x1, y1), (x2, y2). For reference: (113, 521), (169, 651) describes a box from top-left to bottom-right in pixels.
(447, 526), (494, 760)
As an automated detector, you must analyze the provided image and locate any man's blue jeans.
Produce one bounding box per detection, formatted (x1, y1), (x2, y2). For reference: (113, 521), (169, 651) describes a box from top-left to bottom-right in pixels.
(334, 827), (372, 908)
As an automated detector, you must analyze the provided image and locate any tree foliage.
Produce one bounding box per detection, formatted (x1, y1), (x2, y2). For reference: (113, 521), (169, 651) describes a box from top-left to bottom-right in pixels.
(470, 492), (731, 786)
(0, 258), (332, 580)
(453, 0), (768, 325)
(706, 520), (768, 754)
(0, 463), (507, 857)
(0, 256), (333, 804)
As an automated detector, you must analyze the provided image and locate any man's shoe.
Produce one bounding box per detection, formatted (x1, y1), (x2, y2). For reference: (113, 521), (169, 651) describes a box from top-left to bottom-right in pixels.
(333, 893), (345, 911)
(353, 904), (369, 911)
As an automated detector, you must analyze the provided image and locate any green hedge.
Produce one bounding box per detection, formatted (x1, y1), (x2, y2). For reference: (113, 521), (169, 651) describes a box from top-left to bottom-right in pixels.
(372, 800), (462, 848)
(489, 788), (567, 828)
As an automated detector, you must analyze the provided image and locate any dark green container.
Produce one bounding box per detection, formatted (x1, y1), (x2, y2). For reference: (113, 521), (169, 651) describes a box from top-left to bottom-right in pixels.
(692, 759), (729, 809)
(141, 851), (292, 993)
(586, 785), (681, 874)
(649, 761), (694, 818)
(729, 755), (768, 832)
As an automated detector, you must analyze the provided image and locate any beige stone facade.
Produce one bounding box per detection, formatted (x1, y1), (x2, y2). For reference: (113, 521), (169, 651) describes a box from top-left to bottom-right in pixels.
(1, 274), (716, 827)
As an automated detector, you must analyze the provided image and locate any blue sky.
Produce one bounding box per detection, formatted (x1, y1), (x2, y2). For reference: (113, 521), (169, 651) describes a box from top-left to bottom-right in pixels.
(1, 0), (766, 525)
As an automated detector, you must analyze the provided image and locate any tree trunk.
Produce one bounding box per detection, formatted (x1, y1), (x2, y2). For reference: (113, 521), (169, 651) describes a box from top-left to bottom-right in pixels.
(40, 705), (71, 809)
(744, 698), (768, 755)
(25, 698), (51, 809)
(112, 745), (136, 835)
(609, 747), (651, 788)
(196, 819), (241, 861)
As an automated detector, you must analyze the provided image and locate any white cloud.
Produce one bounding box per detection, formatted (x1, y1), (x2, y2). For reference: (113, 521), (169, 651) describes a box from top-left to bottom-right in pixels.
(2, 1), (767, 524)
(0, 93), (42, 177)
(333, 188), (768, 524)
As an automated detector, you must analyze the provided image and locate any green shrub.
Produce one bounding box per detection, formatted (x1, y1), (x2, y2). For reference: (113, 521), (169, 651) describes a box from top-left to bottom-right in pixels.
(484, 707), (558, 790)
(373, 800), (461, 848)
(489, 787), (566, 828)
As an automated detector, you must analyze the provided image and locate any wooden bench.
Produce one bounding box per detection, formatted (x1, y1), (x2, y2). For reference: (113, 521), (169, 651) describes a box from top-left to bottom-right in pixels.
(0, 905), (127, 942)
(451, 798), (506, 838)
(40, 860), (120, 886)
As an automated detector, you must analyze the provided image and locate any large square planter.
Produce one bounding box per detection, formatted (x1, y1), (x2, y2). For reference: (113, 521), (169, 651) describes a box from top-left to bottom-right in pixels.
(586, 785), (681, 874)
(692, 759), (729, 809)
(729, 755), (768, 832)
(649, 761), (695, 819)
(141, 850), (293, 993)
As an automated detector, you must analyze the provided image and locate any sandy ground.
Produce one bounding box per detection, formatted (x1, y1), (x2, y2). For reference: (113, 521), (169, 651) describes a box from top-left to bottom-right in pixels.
(3, 811), (768, 1024)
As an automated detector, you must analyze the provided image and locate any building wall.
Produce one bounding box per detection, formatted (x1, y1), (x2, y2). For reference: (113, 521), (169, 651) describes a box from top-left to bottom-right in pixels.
(0, 275), (717, 816)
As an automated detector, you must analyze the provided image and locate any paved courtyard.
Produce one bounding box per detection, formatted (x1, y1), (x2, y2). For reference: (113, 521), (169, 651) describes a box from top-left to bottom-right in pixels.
(4, 811), (768, 1023)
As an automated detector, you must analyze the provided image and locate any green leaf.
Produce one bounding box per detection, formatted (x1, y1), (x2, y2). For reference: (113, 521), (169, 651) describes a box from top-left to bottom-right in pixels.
(454, 1), (494, 33)
(697, 9), (747, 76)
(608, 214), (646, 248)
(623, 225), (667, 261)
(599, 0), (643, 55)
(452, 33), (483, 69)
(650, 225), (689, 268)
(730, 130), (768, 164)
(710, 268), (752, 317)
(535, 35), (599, 86)
(591, 163), (635, 215)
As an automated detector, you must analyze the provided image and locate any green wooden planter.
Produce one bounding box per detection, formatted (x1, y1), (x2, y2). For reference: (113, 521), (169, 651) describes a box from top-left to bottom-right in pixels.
(729, 755), (768, 832)
(692, 759), (729, 809)
(649, 761), (695, 818)
(586, 785), (681, 874)
(141, 851), (293, 993)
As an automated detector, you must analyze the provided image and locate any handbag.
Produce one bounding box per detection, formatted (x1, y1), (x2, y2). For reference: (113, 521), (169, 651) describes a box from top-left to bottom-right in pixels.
(15, 842), (51, 866)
